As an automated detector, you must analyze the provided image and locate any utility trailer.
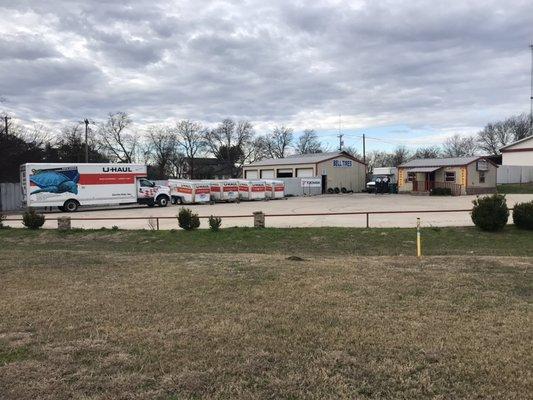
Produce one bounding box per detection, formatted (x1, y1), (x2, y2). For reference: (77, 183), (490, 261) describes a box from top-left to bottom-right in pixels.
(20, 163), (170, 212)
(237, 180), (266, 200)
(168, 180), (211, 204)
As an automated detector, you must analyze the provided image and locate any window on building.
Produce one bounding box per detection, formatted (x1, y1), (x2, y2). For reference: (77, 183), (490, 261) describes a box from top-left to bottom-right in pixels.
(479, 171), (485, 183)
(407, 173), (415, 182)
(445, 171), (456, 182)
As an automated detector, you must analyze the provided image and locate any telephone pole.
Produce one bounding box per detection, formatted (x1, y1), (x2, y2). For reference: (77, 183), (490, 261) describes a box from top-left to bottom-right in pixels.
(3, 116), (10, 135)
(530, 44), (533, 136)
(83, 118), (90, 163)
(362, 133), (366, 164)
(337, 114), (343, 151)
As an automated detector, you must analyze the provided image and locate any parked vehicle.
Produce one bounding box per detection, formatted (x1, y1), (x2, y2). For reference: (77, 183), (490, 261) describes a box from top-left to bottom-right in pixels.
(168, 180), (211, 204)
(20, 163), (170, 212)
(366, 167), (397, 193)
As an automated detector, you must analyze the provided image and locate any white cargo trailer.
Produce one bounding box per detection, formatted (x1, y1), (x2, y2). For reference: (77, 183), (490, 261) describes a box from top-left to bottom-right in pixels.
(20, 163), (170, 212)
(220, 180), (239, 202)
(237, 180), (266, 200)
(203, 180), (222, 201)
(263, 180), (285, 199)
(168, 180), (211, 204)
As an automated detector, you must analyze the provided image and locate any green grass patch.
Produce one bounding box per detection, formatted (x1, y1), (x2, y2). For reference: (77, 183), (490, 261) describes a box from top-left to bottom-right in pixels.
(497, 183), (533, 194)
(1, 226), (532, 256)
(0, 343), (31, 366)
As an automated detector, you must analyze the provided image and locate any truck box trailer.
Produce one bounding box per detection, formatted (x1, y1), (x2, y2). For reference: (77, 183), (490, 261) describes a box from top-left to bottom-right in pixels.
(168, 180), (211, 204)
(263, 180), (285, 199)
(237, 179), (266, 200)
(20, 163), (170, 212)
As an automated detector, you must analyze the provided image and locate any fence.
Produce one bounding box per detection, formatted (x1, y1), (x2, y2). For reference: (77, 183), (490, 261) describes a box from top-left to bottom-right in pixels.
(4, 208), (495, 230)
(497, 166), (533, 184)
(0, 183), (22, 212)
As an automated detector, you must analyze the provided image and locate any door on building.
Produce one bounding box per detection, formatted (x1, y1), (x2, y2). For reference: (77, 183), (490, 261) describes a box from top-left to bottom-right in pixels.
(276, 169), (293, 178)
(245, 170), (258, 179)
(296, 168), (314, 177)
(321, 175), (327, 194)
(260, 169), (274, 179)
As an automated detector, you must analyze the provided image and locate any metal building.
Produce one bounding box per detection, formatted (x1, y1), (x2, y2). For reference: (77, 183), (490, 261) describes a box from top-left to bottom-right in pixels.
(242, 151), (367, 193)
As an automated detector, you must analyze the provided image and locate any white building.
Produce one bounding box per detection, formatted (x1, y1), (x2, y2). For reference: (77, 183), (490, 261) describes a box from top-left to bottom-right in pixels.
(242, 151), (367, 192)
(500, 135), (533, 166)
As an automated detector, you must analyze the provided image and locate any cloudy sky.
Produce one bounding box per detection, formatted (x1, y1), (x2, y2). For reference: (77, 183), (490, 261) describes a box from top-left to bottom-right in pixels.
(1, 0), (532, 151)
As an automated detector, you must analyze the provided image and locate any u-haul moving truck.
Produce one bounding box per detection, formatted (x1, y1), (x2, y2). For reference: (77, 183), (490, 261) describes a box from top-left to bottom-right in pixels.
(168, 180), (211, 204)
(20, 163), (170, 212)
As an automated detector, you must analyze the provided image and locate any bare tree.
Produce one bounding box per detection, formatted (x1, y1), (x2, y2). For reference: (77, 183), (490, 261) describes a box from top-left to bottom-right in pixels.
(477, 114), (530, 155)
(296, 129), (323, 154)
(389, 146), (412, 166)
(443, 134), (478, 157)
(146, 125), (184, 178)
(367, 150), (393, 172)
(204, 118), (255, 176)
(412, 146), (441, 159)
(98, 112), (137, 162)
(175, 120), (206, 179)
(343, 145), (361, 160)
(263, 125), (294, 158)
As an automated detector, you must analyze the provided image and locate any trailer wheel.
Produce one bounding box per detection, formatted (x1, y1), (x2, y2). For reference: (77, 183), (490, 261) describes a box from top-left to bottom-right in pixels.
(63, 199), (79, 212)
(174, 197), (183, 205)
(157, 195), (169, 207)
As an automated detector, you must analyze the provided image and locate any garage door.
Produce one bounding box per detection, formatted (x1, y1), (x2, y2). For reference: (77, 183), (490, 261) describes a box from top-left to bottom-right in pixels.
(260, 169), (274, 178)
(296, 168), (314, 177)
(245, 170), (258, 179)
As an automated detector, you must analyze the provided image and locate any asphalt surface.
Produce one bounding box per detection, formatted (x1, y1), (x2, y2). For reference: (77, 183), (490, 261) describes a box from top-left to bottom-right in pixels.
(6, 193), (533, 229)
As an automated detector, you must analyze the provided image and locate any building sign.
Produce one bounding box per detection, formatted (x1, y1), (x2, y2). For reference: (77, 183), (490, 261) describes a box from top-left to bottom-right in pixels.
(332, 159), (353, 168)
(476, 159), (489, 171)
(300, 178), (321, 188)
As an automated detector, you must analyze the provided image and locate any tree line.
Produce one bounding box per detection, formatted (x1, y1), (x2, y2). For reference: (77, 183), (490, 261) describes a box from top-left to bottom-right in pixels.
(0, 111), (530, 182)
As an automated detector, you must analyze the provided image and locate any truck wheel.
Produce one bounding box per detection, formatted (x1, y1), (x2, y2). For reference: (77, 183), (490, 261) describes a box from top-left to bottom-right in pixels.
(157, 196), (169, 207)
(63, 199), (79, 212)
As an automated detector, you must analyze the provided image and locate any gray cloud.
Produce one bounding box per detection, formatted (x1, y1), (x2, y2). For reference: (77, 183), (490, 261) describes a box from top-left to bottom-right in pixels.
(0, 0), (532, 140)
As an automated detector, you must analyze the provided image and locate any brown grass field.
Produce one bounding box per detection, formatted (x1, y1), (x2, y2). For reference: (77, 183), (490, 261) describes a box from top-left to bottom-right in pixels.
(0, 229), (532, 399)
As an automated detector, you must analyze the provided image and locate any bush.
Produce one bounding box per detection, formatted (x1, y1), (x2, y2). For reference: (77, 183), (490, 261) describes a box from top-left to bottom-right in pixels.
(177, 208), (200, 231)
(512, 201), (533, 230)
(22, 209), (45, 230)
(471, 194), (509, 231)
(430, 187), (452, 196)
(208, 215), (222, 232)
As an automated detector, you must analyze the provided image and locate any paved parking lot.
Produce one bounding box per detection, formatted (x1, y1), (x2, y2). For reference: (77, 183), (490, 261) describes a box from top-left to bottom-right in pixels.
(6, 193), (533, 229)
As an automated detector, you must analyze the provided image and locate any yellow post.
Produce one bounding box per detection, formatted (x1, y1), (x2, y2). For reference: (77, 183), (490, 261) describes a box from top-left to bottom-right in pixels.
(416, 217), (422, 258)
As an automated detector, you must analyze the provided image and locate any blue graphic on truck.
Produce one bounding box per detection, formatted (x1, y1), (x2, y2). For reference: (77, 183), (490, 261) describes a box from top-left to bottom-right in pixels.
(30, 167), (80, 195)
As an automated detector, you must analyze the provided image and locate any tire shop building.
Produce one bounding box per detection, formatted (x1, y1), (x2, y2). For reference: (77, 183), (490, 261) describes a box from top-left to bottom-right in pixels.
(397, 156), (498, 195)
(242, 151), (367, 192)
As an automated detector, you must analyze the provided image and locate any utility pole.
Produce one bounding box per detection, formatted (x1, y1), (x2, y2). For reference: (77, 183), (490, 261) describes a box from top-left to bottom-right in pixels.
(83, 119), (90, 163)
(3, 116), (10, 135)
(362, 133), (366, 164)
(530, 44), (533, 136)
(337, 114), (343, 151)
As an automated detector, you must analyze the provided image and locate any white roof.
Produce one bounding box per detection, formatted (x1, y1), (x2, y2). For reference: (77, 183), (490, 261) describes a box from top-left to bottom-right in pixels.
(400, 157), (483, 168)
(245, 151), (364, 167)
(500, 135), (533, 151)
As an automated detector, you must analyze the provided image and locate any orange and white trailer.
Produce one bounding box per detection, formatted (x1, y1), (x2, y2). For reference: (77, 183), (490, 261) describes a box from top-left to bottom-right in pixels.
(220, 180), (240, 201)
(168, 180), (211, 204)
(263, 180), (285, 199)
(237, 179), (266, 200)
(203, 180), (222, 201)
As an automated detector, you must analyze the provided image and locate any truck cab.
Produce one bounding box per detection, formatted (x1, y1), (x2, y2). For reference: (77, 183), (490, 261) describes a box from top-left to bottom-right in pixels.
(136, 178), (171, 207)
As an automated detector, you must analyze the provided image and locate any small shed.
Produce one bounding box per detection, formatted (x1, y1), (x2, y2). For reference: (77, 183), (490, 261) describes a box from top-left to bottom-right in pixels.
(398, 156), (498, 195)
(500, 135), (533, 166)
(242, 151), (367, 192)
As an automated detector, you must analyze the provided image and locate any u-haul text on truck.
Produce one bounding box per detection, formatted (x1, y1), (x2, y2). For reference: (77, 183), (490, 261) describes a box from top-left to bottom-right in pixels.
(20, 163), (170, 212)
